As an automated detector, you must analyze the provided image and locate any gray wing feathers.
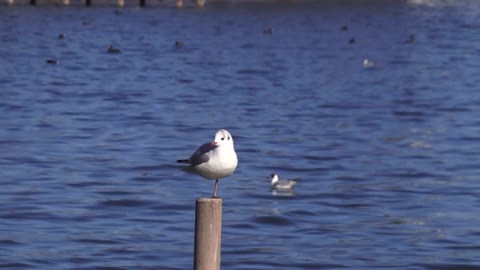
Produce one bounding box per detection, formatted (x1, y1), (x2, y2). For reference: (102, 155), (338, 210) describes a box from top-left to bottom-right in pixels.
(189, 143), (217, 166)
(273, 180), (298, 189)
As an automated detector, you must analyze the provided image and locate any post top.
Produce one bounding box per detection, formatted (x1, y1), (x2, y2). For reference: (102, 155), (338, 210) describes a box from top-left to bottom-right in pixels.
(196, 197), (223, 203)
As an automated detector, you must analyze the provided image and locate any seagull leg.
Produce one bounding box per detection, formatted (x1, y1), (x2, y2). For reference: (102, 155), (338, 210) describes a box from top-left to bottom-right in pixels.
(212, 179), (219, 198)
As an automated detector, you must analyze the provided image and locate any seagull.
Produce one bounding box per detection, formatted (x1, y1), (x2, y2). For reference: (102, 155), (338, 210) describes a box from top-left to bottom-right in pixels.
(270, 173), (298, 191)
(177, 129), (238, 198)
(363, 59), (375, 68)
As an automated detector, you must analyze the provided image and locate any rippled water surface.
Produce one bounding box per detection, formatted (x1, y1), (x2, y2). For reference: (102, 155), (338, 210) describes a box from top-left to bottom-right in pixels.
(1, 1), (480, 269)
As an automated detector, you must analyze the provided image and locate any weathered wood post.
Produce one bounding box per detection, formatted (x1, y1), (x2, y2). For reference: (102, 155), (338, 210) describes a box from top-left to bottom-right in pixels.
(194, 198), (222, 270)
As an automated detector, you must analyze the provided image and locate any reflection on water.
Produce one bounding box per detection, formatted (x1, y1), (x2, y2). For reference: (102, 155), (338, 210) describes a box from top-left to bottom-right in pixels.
(271, 189), (296, 197)
(1, 1), (480, 269)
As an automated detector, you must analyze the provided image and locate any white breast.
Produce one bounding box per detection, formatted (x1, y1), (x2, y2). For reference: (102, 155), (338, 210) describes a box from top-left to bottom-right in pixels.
(195, 145), (237, 180)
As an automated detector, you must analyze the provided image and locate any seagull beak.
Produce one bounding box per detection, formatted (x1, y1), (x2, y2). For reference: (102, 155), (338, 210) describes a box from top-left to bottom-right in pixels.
(211, 141), (218, 146)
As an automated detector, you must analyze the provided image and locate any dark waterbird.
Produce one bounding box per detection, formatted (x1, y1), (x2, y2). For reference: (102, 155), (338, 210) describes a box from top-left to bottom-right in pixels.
(405, 34), (415, 44)
(46, 59), (59, 64)
(106, 45), (121, 54)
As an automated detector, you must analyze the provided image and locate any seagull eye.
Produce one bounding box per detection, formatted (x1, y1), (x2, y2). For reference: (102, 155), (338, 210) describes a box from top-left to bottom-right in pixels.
(221, 137), (225, 141)
(228, 136), (230, 140)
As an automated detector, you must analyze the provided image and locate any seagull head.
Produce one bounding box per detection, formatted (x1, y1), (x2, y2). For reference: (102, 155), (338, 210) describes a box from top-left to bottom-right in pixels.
(269, 173), (279, 185)
(212, 129), (234, 148)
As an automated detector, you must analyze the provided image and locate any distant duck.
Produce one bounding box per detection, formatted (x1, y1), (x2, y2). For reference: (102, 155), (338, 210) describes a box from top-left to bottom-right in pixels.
(106, 45), (121, 54)
(263, 27), (273, 35)
(405, 34), (415, 44)
(46, 59), (59, 64)
(348, 37), (356, 44)
(363, 59), (375, 68)
(340, 25), (349, 31)
(57, 33), (65, 39)
(270, 173), (298, 191)
(175, 40), (183, 48)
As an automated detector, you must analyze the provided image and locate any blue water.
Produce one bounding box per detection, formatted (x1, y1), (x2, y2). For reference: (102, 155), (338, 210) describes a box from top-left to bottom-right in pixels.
(1, 1), (480, 269)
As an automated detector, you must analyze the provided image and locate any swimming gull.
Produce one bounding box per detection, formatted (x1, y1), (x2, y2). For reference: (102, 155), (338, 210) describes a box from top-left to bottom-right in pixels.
(270, 173), (298, 191)
(363, 59), (375, 68)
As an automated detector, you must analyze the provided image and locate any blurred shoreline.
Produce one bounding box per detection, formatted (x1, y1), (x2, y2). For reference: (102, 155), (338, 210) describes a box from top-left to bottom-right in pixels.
(0, 0), (410, 8)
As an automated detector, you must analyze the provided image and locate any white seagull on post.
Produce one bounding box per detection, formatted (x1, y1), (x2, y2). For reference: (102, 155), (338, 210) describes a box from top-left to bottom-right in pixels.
(177, 129), (238, 198)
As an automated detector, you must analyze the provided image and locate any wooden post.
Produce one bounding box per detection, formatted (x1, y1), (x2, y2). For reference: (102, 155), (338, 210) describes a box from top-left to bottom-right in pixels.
(194, 198), (222, 270)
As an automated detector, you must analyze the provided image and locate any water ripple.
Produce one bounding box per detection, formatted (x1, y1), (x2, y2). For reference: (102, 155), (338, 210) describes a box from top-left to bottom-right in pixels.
(98, 199), (154, 208)
(252, 215), (294, 226)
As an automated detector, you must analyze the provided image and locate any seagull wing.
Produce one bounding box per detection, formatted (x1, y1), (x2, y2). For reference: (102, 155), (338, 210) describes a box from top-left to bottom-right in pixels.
(189, 142), (217, 167)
